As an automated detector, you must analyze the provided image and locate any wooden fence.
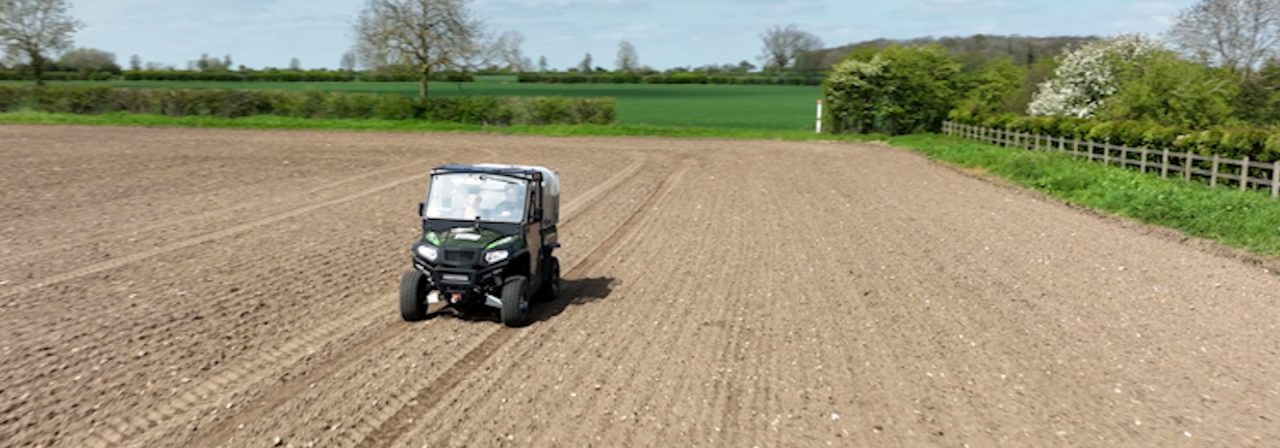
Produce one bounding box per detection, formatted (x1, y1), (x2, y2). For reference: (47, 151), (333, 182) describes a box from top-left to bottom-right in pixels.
(942, 121), (1280, 199)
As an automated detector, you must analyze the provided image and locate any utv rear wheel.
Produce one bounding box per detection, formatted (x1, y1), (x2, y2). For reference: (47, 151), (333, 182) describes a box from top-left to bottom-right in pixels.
(400, 270), (428, 322)
(500, 276), (530, 327)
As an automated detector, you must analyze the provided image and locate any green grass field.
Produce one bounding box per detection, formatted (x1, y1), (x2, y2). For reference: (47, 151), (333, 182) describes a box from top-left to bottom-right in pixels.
(0, 80), (823, 130)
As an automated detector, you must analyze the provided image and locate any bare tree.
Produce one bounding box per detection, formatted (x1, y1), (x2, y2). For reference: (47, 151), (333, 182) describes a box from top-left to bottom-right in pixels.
(615, 40), (638, 72)
(340, 50), (357, 72)
(0, 0), (82, 85)
(1167, 0), (1280, 74)
(758, 24), (823, 72)
(577, 52), (592, 73)
(128, 54), (142, 71)
(488, 30), (529, 72)
(354, 0), (484, 98)
(537, 55), (547, 72)
(289, 57), (301, 70)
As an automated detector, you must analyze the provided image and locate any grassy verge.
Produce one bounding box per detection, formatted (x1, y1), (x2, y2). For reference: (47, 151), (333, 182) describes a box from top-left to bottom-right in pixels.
(889, 134), (1280, 258)
(0, 111), (879, 142)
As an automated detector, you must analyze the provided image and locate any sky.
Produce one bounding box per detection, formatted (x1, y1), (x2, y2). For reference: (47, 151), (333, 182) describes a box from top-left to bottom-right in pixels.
(70, 0), (1196, 70)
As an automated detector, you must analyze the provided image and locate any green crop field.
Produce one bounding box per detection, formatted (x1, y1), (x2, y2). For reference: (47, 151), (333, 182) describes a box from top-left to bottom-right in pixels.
(0, 80), (823, 130)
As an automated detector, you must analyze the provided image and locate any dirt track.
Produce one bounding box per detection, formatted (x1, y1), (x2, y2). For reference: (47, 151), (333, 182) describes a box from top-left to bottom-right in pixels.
(2, 125), (1279, 447)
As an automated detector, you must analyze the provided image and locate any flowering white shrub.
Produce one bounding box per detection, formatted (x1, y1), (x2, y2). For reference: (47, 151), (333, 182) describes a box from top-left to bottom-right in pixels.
(1028, 34), (1162, 118)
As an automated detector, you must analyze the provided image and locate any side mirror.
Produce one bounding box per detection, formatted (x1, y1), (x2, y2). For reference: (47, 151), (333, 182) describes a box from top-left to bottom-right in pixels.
(417, 202), (425, 218)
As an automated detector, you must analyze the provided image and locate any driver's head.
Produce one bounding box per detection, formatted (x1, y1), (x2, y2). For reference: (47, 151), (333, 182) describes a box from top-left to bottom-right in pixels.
(463, 187), (481, 206)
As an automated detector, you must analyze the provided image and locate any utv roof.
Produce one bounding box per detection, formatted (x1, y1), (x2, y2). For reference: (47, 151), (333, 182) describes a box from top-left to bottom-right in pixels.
(433, 164), (547, 177)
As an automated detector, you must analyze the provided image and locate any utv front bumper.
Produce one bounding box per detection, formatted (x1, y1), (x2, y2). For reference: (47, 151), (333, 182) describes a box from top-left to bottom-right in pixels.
(411, 252), (511, 308)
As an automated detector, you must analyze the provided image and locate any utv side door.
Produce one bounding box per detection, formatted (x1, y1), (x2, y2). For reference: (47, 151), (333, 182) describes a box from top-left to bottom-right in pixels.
(524, 182), (543, 287)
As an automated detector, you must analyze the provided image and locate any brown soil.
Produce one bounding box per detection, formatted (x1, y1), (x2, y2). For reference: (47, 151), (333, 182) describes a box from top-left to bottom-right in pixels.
(2, 125), (1278, 447)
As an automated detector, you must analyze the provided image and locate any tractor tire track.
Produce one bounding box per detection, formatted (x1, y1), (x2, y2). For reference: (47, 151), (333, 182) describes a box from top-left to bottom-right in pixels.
(354, 159), (690, 448)
(71, 154), (649, 448)
(0, 159), (426, 265)
(0, 173), (428, 301)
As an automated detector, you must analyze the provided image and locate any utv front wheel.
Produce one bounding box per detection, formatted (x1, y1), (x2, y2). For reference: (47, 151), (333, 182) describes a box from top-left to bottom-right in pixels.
(400, 270), (428, 322)
(500, 276), (530, 327)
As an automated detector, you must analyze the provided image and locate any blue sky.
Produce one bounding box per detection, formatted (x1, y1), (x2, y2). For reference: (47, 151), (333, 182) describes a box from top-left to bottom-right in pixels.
(71, 0), (1195, 70)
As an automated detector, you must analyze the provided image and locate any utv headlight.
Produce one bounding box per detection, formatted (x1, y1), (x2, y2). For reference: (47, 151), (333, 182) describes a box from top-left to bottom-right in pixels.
(415, 244), (438, 262)
(484, 250), (509, 264)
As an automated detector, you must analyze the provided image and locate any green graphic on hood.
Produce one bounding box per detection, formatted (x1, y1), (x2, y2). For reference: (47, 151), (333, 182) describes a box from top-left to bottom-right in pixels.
(422, 228), (520, 250)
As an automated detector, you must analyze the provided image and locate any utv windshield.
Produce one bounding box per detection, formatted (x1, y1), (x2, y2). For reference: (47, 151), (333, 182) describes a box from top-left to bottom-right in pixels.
(424, 173), (527, 224)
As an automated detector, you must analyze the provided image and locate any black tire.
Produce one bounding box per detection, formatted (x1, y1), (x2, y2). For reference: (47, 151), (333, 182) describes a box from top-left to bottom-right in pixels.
(500, 275), (530, 327)
(400, 270), (428, 322)
(542, 257), (561, 301)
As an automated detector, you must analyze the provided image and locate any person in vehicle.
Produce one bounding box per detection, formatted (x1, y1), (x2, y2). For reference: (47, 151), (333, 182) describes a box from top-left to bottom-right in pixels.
(491, 187), (523, 221)
(461, 187), (484, 220)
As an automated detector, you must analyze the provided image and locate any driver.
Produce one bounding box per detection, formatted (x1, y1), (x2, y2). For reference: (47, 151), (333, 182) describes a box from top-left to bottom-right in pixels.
(461, 187), (483, 220)
(492, 187), (523, 220)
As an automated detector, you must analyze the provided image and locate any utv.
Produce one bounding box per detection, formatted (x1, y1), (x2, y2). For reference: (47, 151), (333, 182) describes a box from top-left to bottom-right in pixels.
(399, 164), (561, 327)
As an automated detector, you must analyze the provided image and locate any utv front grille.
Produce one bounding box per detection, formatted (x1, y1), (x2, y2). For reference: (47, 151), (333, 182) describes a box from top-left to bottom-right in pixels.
(444, 249), (476, 263)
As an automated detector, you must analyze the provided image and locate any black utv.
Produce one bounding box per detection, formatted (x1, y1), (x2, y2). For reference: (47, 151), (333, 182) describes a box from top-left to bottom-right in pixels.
(399, 164), (562, 327)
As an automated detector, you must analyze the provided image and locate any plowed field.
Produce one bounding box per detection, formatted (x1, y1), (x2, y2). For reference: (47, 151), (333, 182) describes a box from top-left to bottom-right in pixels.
(2, 126), (1278, 447)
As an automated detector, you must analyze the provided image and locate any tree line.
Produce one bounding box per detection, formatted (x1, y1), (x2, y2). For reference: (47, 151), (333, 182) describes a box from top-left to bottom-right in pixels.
(824, 0), (1280, 139)
(1, 0), (829, 96)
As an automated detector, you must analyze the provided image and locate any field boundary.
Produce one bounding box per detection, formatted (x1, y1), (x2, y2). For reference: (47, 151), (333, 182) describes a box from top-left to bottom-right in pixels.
(943, 121), (1280, 199)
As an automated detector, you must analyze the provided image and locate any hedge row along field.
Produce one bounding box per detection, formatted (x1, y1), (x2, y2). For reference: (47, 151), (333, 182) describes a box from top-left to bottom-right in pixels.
(948, 112), (1280, 162)
(515, 72), (824, 85)
(119, 70), (474, 83)
(0, 86), (614, 126)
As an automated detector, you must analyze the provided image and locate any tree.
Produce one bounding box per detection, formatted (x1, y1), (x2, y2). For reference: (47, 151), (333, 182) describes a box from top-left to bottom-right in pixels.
(0, 0), (82, 86)
(537, 55), (547, 72)
(1028, 34), (1162, 118)
(1167, 0), (1280, 75)
(824, 45), (962, 134)
(128, 54), (141, 71)
(578, 52), (592, 73)
(737, 60), (756, 72)
(354, 0), (485, 98)
(1101, 50), (1239, 127)
(615, 40), (638, 72)
(759, 24), (822, 71)
(193, 53), (227, 72)
(222, 54), (232, 69)
(340, 50), (357, 72)
(1236, 58), (1280, 123)
(58, 47), (117, 73)
(488, 30), (529, 71)
(952, 57), (1026, 116)
(289, 57), (301, 70)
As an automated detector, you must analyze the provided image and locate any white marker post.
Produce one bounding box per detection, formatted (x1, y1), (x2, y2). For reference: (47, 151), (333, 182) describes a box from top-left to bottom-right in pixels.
(815, 99), (824, 134)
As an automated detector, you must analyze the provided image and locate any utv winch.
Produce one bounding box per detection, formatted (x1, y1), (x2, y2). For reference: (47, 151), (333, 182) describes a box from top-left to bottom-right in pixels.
(399, 164), (561, 327)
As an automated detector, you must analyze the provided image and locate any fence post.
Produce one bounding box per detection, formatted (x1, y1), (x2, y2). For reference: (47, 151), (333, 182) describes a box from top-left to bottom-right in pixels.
(1140, 147), (1149, 173)
(1184, 154), (1192, 182)
(1211, 154), (1220, 187)
(1161, 148), (1170, 178)
(1273, 161), (1279, 198)
(1073, 138), (1080, 158)
(1241, 156), (1250, 191)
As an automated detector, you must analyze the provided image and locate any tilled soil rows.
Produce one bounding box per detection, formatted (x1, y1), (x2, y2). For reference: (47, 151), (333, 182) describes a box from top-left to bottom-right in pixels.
(2, 125), (1278, 447)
